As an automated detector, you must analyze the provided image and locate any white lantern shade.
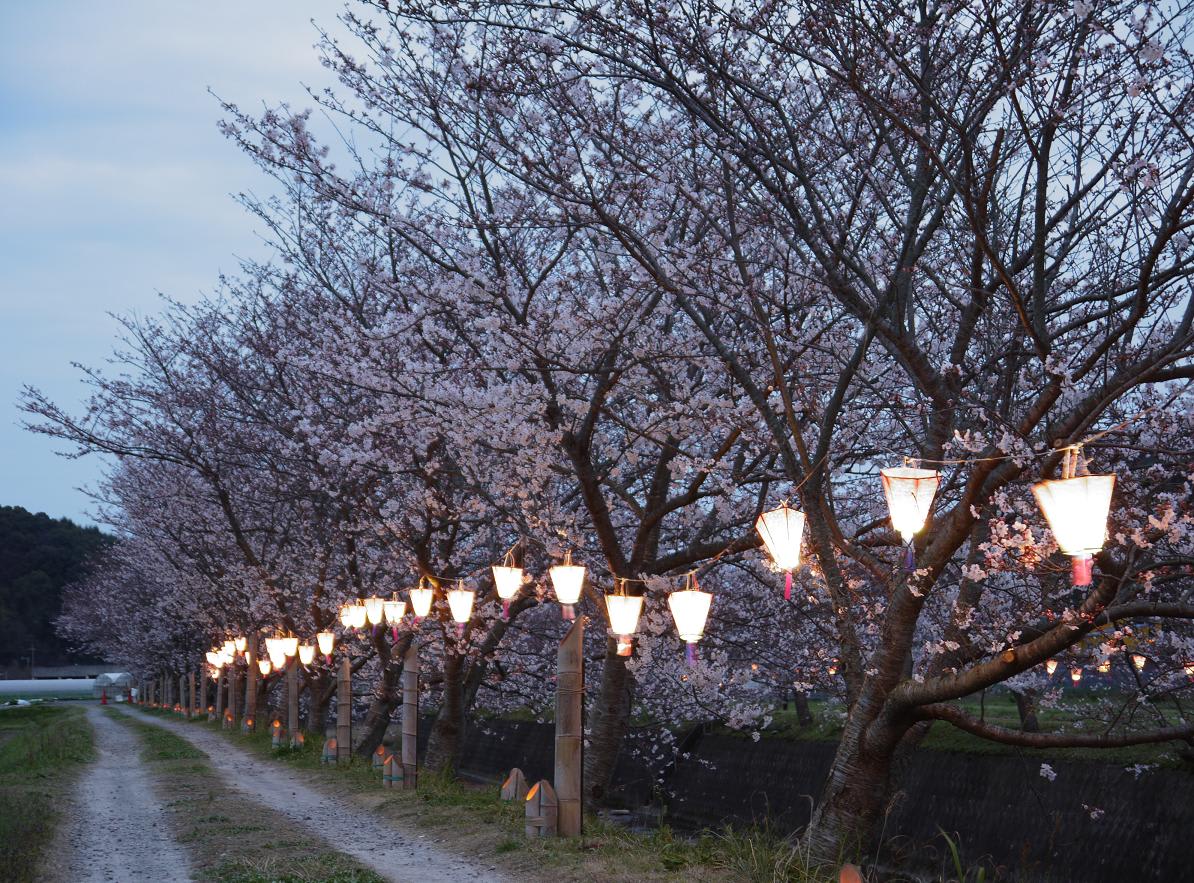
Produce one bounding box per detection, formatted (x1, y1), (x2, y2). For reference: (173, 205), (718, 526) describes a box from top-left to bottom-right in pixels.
(1132, 653), (1146, 671)
(668, 588), (712, 643)
(258, 659), (272, 676)
(1097, 660), (1111, 674)
(206, 651), (222, 669)
(222, 640), (236, 657)
(264, 639), (287, 670)
(880, 467), (940, 543)
(345, 604), (368, 629)
(298, 644), (315, 666)
(409, 586), (434, 618)
(1070, 667), (1082, 684)
(755, 503), (806, 571)
(316, 631), (335, 656)
(550, 563), (586, 606)
(1045, 658), (1058, 675)
(606, 594), (644, 636)
(492, 565), (524, 601)
(364, 596), (385, 625)
(234, 636), (247, 654)
(447, 584), (475, 624)
(383, 599), (406, 624)
(338, 606), (352, 627)
(1031, 474), (1115, 556)
(280, 636), (299, 657)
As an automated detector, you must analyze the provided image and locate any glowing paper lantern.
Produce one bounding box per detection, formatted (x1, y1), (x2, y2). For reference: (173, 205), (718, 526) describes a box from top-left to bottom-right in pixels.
(668, 574), (713, 666)
(1184, 662), (1194, 679)
(316, 631), (335, 662)
(1131, 653), (1147, 671)
(550, 551), (586, 621)
(339, 606), (353, 628)
(447, 580), (475, 635)
(222, 640), (236, 658)
(280, 636), (299, 658)
(756, 502), (806, 600)
(492, 564), (523, 620)
(880, 466), (940, 570)
(383, 598), (406, 624)
(1070, 667), (1082, 684)
(409, 582), (434, 620)
(265, 638), (287, 670)
(258, 659), (272, 676)
(234, 636), (247, 654)
(364, 596), (385, 626)
(298, 644), (315, 666)
(1046, 659), (1058, 676)
(1097, 660), (1111, 673)
(1032, 449), (1115, 586)
(606, 581), (644, 657)
(206, 651), (222, 669)
(344, 604), (367, 630)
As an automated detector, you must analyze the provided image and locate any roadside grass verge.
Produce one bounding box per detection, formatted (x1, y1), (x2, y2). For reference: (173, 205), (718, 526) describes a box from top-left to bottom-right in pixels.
(0, 704), (94, 883)
(111, 710), (383, 883)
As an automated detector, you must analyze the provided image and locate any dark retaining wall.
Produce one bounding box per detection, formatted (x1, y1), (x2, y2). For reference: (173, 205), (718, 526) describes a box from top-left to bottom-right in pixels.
(441, 718), (1194, 882)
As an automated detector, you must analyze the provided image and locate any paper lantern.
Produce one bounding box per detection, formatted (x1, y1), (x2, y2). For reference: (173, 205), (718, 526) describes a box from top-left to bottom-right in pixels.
(1032, 449), (1115, 586)
(1097, 659), (1111, 674)
(258, 659), (272, 676)
(339, 606), (353, 627)
(550, 551), (586, 620)
(492, 565), (523, 600)
(1131, 653), (1147, 671)
(206, 651), (222, 669)
(756, 502), (806, 600)
(265, 638), (287, 670)
(1184, 662), (1194, 678)
(280, 636), (299, 658)
(316, 631), (335, 662)
(298, 644), (315, 666)
(383, 598), (406, 624)
(364, 596), (385, 626)
(668, 574), (713, 666)
(1070, 667), (1082, 684)
(447, 580), (475, 635)
(344, 604), (367, 630)
(1045, 658), (1058, 676)
(881, 466), (940, 569)
(234, 636), (247, 654)
(222, 639), (236, 658)
(409, 582), (434, 620)
(606, 581), (644, 657)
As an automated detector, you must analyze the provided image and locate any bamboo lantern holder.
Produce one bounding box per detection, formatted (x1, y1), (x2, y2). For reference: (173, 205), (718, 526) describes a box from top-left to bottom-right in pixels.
(372, 744), (387, 769)
(321, 738), (338, 764)
(382, 754), (403, 789)
(187, 672), (196, 719)
(271, 718), (286, 748)
(223, 709), (234, 730)
(214, 670), (225, 721)
(555, 618), (584, 836)
(244, 646), (258, 732)
(500, 768), (528, 801)
(177, 675), (185, 715)
(525, 780), (558, 837)
(401, 641), (419, 789)
(228, 665), (240, 729)
(336, 656), (352, 763)
(286, 660), (300, 748)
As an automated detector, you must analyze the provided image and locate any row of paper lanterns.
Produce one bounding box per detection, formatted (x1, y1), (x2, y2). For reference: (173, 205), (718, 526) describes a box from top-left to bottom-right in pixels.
(207, 451), (1113, 673)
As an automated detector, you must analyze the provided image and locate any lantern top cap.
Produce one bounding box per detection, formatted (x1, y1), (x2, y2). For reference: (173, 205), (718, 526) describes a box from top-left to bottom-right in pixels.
(881, 465), (940, 480)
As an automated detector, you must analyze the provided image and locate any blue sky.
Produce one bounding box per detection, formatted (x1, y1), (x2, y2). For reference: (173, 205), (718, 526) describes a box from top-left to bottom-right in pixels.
(0, 1), (340, 525)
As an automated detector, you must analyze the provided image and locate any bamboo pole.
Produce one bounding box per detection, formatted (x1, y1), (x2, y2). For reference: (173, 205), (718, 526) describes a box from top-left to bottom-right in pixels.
(555, 618), (584, 837)
(287, 658), (300, 747)
(177, 674), (185, 714)
(401, 641), (419, 789)
(229, 663), (240, 727)
(215, 669), (224, 720)
(336, 655), (352, 762)
(188, 671), (196, 719)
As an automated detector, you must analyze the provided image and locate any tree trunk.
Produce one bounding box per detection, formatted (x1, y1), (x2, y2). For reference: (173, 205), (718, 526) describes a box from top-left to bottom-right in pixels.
(582, 638), (633, 807)
(353, 635), (412, 757)
(794, 691), (815, 728)
(424, 650), (464, 773)
(1013, 689), (1041, 733)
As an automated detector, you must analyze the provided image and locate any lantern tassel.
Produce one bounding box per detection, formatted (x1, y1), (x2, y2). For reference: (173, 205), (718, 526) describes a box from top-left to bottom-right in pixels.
(1072, 555), (1093, 587)
(616, 634), (633, 657)
(903, 543), (915, 573)
(685, 643), (698, 667)
(391, 627), (399, 642)
(784, 571), (792, 601)
(455, 622), (465, 638)
(502, 600), (510, 620)
(562, 603), (575, 621)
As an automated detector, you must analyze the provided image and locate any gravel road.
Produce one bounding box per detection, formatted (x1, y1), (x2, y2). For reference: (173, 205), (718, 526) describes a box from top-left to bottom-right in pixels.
(121, 707), (504, 883)
(56, 704), (194, 883)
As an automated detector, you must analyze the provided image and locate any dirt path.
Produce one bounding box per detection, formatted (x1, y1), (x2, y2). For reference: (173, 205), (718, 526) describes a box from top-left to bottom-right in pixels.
(120, 707), (506, 883)
(56, 704), (193, 883)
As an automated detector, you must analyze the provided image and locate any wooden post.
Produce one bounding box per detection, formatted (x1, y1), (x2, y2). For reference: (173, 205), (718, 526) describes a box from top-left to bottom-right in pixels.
(555, 618), (584, 836)
(287, 659), (301, 747)
(244, 647), (257, 732)
(228, 663), (240, 728)
(178, 674), (185, 714)
(336, 655), (352, 763)
(401, 641), (418, 789)
(525, 780), (558, 837)
(188, 671), (196, 719)
(215, 669), (225, 721)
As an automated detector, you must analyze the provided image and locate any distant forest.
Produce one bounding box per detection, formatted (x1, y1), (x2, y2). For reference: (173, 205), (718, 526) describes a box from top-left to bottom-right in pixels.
(0, 505), (112, 668)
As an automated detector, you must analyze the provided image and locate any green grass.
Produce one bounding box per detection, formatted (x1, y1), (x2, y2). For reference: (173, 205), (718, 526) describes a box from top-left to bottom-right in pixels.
(0, 705), (95, 883)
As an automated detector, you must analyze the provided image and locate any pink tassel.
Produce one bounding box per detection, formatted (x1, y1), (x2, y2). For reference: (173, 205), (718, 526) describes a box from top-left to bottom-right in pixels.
(1072, 556), (1093, 586)
(391, 627), (399, 642)
(903, 544), (915, 573)
(455, 622), (465, 638)
(784, 571), (792, 601)
(562, 604), (575, 621)
(502, 600), (510, 620)
(685, 643), (698, 666)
